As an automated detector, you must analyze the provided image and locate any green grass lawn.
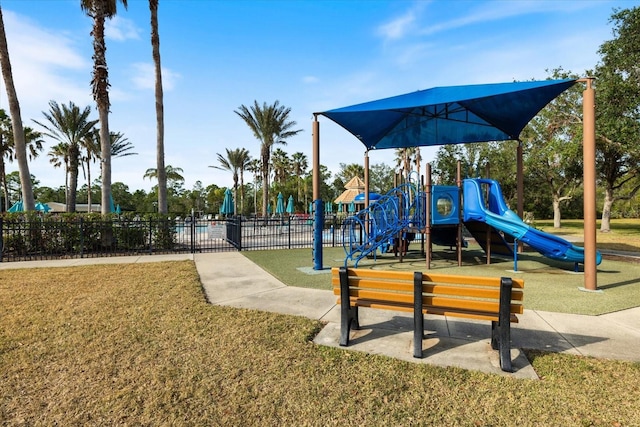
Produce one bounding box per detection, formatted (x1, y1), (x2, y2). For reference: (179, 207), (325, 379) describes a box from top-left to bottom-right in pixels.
(1, 261), (639, 426)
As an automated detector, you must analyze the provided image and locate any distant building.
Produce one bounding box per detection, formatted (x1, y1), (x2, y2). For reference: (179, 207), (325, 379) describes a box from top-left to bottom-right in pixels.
(45, 202), (102, 213)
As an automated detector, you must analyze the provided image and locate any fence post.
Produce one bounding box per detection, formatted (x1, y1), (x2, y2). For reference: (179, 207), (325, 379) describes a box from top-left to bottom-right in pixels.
(288, 215), (292, 249)
(0, 217), (3, 262)
(79, 217), (84, 258)
(190, 212), (196, 254)
(149, 218), (153, 254)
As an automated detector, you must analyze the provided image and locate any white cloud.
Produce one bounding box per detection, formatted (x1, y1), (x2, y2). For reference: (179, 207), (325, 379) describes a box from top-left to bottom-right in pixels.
(105, 16), (140, 41)
(417, 1), (599, 37)
(130, 62), (180, 91)
(2, 11), (91, 115)
(376, 3), (424, 42)
(302, 75), (319, 84)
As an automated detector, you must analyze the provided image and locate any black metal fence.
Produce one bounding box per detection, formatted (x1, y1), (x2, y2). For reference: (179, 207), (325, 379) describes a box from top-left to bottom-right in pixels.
(0, 214), (344, 262)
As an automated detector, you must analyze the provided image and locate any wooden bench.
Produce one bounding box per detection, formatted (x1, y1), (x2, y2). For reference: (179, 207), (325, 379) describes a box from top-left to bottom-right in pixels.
(331, 267), (524, 372)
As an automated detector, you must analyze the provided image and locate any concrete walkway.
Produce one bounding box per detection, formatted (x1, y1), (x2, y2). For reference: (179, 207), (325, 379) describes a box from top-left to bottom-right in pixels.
(2, 252), (639, 379)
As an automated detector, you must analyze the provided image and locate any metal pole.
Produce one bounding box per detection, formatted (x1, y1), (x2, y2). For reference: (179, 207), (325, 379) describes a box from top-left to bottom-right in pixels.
(517, 140), (524, 253)
(425, 163), (432, 270)
(312, 116), (323, 270)
(581, 78), (598, 291)
(312, 116), (320, 201)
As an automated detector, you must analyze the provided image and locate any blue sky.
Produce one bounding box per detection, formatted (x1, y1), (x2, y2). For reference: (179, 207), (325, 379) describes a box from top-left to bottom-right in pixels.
(2, 0), (638, 193)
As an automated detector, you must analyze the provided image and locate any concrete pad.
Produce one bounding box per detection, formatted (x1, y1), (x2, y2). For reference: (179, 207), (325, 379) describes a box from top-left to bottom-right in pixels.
(314, 321), (538, 379)
(216, 286), (337, 319)
(194, 252), (288, 303)
(602, 306), (640, 333)
(511, 310), (583, 355)
(534, 310), (640, 361)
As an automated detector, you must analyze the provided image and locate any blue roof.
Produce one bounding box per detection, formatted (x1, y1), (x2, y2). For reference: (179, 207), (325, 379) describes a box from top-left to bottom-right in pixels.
(319, 79), (577, 150)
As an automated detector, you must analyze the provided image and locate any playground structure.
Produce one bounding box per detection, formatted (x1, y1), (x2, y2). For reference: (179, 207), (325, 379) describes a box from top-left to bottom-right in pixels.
(340, 165), (602, 270)
(313, 78), (600, 290)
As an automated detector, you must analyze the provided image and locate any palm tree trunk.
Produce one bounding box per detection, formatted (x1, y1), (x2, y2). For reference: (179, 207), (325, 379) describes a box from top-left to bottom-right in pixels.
(239, 170), (245, 216)
(262, 149), (270, 222)
(68, 144), (80, 212)
(1, 157), (9, 211)
(87, 157), (92, 212)
(89, 6), (112, 215)
(150, 0), (167, 214)
(0, 7), (35, 210)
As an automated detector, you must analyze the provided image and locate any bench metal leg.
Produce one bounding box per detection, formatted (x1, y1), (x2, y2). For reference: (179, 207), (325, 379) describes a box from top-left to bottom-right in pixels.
(496, 277), (513, 372)
(413, 272), (424, 358)
(339, 267), (359, 346)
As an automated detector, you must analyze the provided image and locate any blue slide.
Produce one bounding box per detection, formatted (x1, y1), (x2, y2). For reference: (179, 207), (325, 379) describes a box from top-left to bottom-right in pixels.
(463, 178), (602, 265)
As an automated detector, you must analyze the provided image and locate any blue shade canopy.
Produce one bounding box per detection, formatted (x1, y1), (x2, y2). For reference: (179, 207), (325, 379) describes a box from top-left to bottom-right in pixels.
(319, 79), (577, 150)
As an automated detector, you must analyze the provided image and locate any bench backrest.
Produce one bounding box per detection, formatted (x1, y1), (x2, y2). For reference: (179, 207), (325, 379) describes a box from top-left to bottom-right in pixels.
(331, 267), (524, 319)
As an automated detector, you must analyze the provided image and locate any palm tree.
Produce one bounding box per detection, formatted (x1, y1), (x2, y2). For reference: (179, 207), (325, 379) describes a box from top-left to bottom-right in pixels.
(234, 100), (302, 219)
(271, 148), (290, 186)
(80, 0), (128, 215)
(210, 148), (250, 216)
(80, 129), (101, 212)
(148, 0), (167, 214)
(247, 158), (261, 216)
(110, 132), (137, 158)
(291, 151), (308, 208)
(34, 101), (97, 212)
(144, 165), (184, 193)
(236, 149), (251, 215)
(0, 110), (43, 211)
(48, 142), (70, 204)
(393, 147), (419, 180)
(0, 7), (35, 210)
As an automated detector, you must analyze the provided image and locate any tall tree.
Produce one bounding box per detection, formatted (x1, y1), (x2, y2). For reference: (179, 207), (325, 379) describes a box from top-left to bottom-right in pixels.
(210, 148), (250, 216)
(149, 0), (167, 214)
(336, 163), (364, 184)
(110, 131), (137, 158)
(81, 129), (100, 212)
(247, 158), (261, 215)
(271, 148), (290, 185)
(291, 151), (308, 208)
(593, 7), (640, 231)
(34, 101), (97, 212)
(48, 142), (70, 205)
(236, 149), (251, 215)
(0, 6), (35, 210)
(235, 100), (302, 219)
(144, 164), (184, 191)
(80, 0), (128, 215)
(520, 70), (584, 227)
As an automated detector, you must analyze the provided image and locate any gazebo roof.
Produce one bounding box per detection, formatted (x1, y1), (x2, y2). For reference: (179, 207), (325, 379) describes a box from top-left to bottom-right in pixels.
(334, 176), (365, 204)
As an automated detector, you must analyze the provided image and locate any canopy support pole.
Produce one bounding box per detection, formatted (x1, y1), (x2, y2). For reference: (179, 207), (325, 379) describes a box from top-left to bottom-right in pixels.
(312, 115), (320, 201)
(312, 115), (324, 270)
(517, 140), (524, 253)
(364, 151), (370, 210)
(580, 78), (598, 291)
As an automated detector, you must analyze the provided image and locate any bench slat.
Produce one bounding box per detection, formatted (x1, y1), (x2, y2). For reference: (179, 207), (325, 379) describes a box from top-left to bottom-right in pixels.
(333, 281), (524, 303)
(337, 298), (520, 322)
(331, 269), (524, 290)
